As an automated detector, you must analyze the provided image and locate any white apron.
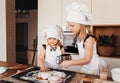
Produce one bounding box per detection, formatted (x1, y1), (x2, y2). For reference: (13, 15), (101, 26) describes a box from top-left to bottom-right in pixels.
(44, 46), (62, 69)
(77, 40), (106, 75)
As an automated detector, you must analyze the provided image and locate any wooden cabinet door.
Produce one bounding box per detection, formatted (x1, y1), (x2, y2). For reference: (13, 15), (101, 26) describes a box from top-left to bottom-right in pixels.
(38, 0), (62, 26)
(92, 0), (120, 25)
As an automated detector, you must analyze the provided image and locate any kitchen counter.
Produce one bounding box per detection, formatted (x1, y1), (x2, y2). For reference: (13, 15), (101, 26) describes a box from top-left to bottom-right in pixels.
(0, 61), (115, 83)
(70, 54), (120, 77)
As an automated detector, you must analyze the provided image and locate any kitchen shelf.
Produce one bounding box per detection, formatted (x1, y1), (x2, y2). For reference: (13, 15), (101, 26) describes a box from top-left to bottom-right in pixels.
(93, 26), (120, 58)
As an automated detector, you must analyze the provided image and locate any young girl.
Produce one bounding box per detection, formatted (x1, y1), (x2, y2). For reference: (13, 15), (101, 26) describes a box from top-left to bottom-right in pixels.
(59, 2), (106, 75)
(38, 25), (65, 72)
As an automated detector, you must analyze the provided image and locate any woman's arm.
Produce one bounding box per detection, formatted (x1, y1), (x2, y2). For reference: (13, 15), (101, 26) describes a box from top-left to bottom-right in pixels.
(59, 36), (95, 68)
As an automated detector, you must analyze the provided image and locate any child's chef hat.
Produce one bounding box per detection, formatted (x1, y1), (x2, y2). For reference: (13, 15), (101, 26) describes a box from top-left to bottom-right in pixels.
(66, 2), (92, 25)
(46, 25), (63, 41)
(40, 25), (63, 44)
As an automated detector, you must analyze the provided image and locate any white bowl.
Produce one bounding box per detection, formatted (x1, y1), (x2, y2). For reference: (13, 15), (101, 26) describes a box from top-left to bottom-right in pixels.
(111, 68), (120, 82)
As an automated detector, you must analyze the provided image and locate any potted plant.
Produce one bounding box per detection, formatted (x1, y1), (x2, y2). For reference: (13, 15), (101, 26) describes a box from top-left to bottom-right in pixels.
(97, 34), (117, 56)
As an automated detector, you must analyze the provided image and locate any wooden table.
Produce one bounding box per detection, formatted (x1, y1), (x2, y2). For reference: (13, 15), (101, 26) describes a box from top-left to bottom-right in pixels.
(0, 61), (30, 79)
(0, 61), (115, 83)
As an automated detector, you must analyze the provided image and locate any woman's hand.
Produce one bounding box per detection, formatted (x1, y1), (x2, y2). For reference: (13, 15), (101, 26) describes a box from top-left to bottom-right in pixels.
(59, 60), (71, 68)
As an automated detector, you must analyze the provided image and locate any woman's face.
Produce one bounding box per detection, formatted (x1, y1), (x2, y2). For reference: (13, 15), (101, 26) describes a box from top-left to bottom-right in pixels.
(67, 22), (81, 34)
(47, 38), (59, 46)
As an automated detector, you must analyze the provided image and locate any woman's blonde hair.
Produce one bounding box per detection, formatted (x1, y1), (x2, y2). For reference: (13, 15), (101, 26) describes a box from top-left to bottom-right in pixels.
(75, 24), (93, 41)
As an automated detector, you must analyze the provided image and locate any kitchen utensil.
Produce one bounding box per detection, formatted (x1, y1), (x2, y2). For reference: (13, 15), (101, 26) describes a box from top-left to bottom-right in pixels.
(111, 68), (120, 82)
(56, 54), (72, 64)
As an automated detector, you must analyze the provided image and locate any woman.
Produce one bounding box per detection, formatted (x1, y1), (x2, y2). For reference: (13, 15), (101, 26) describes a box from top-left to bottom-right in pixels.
(59, 2), (106, 75)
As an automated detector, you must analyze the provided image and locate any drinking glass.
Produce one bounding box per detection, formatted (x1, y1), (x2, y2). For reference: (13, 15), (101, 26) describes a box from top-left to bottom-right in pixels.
(99, 64), (109, 80)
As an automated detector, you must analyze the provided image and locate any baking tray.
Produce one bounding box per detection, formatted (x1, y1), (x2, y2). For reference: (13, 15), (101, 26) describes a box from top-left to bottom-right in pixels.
(12, 67), (76, 83)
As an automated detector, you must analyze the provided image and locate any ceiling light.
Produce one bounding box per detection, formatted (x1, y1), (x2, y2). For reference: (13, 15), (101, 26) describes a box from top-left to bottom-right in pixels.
(15, 10), (30, 18)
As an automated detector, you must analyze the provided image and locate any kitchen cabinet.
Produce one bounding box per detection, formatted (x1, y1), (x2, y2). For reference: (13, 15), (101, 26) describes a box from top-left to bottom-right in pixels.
(92, 0), (120, 25)
(62, 0), (120, 25)
(38, 0), (120, 31)
(38, 0), (62, 27)
(62, 0), (92, 25)
(92, 0), (120, 56)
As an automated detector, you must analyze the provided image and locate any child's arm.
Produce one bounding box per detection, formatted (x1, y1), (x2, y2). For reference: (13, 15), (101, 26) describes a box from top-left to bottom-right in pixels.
(61, 46), (65, 54)
(38, 46), (49, 72)
(59, 37), (95, 68)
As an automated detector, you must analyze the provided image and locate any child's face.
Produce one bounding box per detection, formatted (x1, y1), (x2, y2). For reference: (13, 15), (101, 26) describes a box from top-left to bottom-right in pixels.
(67, 22), (81, 34)
(47, 38), (59, 46)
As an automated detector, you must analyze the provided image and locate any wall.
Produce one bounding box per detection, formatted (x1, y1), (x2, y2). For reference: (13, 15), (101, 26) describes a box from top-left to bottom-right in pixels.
(38, 0), (62, 56)
(16, 10), (37, 49)
(0, 0), (7, 61)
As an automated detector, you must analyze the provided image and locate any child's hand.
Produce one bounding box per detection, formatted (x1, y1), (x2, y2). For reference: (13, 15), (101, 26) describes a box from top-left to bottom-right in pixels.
(40, 66), (50, 72)
(59, 60), (70, 68)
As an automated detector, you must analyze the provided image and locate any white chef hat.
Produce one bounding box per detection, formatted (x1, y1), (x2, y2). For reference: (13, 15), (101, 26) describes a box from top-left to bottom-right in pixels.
(46, 25), (63, 40)
(40, 25), (63, 44)
(66, 2), (92, 25)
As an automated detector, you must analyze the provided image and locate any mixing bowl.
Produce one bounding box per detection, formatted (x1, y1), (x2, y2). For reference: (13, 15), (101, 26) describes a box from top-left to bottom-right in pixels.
(111, 68), (120, 82)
